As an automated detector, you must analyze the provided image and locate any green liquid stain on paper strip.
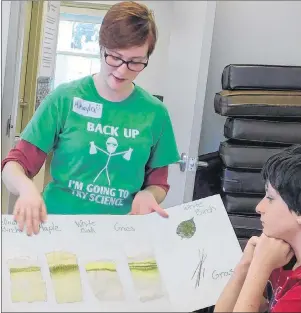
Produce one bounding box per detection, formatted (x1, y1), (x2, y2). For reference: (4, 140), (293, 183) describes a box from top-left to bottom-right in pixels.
(46, 251), (82, 304)
(128, 260), (159, 274)
(85, 260), (125, 301)
(8, 258), (47, 303)
(128, 256), (167, 302)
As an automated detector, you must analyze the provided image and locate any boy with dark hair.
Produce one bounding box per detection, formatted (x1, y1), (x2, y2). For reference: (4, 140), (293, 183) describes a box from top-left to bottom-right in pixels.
(214, 145), (301, 312)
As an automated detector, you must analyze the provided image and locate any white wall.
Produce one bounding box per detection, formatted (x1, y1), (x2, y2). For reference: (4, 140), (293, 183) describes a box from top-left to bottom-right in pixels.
(134, 1), (172, 96)
(198, 1), (301, 155)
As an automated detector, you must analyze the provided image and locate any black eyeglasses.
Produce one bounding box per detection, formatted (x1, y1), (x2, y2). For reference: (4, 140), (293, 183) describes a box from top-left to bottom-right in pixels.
(104, 52), (148, 72)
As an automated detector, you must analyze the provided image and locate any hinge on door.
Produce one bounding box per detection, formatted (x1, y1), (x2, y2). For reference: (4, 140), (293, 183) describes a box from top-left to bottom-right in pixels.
(19, 98), (28, 106)
(6, 115), (13, 137)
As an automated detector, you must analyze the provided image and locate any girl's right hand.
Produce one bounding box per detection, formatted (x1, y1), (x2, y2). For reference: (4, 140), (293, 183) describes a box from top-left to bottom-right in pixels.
(13, 183), (47, 236)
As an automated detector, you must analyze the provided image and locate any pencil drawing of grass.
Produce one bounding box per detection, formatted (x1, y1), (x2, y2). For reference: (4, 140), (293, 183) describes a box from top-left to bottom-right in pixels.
(192, 249), (207, 288)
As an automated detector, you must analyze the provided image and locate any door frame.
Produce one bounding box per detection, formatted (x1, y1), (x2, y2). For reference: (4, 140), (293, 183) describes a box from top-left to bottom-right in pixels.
(1, 1), (27, 157)
(1, 1), (46, 214)
(19, 1), (45, 133)
(184, 1), (217, 203)
(1, 1), (27, 213)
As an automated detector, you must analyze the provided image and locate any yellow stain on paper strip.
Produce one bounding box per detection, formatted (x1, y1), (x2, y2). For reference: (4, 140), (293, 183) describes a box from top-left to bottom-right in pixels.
(85, 260), (125, 301)
(46, 251), (82, 303)
(7, 257), (47, 303)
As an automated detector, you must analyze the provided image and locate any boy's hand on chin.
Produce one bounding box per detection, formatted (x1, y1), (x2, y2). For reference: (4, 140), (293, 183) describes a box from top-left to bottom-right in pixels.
(239, 236), (260, 267)
(252, 233), (294, 271)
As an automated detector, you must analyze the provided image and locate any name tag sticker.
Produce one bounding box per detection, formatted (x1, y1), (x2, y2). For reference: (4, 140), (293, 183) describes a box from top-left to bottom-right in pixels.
(73, 97), (103, 118)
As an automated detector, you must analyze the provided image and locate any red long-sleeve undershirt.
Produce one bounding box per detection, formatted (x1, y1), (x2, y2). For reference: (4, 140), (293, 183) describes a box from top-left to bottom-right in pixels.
(1, 140), (170, 193)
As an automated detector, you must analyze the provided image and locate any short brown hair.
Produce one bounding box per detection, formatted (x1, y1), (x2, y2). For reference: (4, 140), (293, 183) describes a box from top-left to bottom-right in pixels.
(99, 1), (157, 56)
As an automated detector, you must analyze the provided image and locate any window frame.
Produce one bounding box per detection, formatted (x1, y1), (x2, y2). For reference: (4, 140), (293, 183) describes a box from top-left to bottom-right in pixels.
(56, 4), (108, 58)
(54, 2), (109, 87)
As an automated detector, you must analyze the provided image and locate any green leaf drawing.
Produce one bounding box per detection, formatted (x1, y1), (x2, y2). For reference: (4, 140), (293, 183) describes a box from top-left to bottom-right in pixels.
(176, 218), (196, 239)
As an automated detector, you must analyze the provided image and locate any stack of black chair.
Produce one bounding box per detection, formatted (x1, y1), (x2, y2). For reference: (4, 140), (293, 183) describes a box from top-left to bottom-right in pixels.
(214, 64), (301, 250)
(194, 64), (301, 313)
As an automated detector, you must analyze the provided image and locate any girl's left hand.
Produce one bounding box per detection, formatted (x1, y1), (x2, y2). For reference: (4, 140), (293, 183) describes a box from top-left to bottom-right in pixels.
(130, 190), (168, 217)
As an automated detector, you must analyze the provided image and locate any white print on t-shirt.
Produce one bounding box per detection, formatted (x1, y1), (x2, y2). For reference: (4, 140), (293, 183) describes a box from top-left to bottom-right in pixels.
(87, 122), (140, 138)
(68, 180), (129, 207)
(73, 98), (103, 118)
(89, 138), (133, 185)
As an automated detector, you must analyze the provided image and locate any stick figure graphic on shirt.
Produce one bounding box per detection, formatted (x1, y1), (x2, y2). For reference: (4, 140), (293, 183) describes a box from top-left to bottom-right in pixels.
(89, 137), (133, 185)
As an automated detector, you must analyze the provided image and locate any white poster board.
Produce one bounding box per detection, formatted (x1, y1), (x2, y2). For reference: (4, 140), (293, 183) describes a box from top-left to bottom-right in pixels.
(2, 195), (242, 312)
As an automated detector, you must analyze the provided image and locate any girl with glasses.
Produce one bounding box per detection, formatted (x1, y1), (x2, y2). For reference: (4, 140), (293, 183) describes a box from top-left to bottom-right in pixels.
(2, 1), (180, 235)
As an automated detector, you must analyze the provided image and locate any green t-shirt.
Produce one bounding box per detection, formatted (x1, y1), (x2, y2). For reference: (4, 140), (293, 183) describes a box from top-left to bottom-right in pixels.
(21, 76), (180, 215)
